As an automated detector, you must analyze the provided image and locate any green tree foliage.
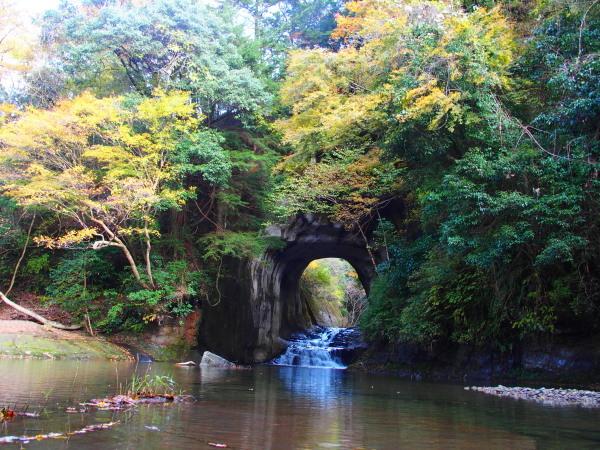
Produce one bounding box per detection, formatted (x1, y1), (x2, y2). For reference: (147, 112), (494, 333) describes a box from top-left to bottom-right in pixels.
(221, 0), (344, 81)
(0, 90), (216, 290)
(0, 0), (281, 329)
(1, 0), (598, 345)
(46, 249), (116, 323)
(519, 0), (599, 160)
(0, 88), (241, 328)
(276, 0), (600, 347)
(0, 196), (24, 280)
(34, 0), (282, 264)
(300, 258), (367, 327)
(35, 0), (272, 124)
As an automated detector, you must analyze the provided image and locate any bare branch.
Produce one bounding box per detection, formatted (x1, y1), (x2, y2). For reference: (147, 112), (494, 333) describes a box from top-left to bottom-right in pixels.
(1, 291), (83, 331)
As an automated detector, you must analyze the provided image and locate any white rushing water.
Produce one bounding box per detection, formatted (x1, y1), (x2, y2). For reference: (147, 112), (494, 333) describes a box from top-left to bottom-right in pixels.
(269, 327), (346, 369)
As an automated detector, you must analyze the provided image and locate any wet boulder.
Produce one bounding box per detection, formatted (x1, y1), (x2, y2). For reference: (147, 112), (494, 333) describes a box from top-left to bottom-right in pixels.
(330, 327), (369, 365)
(200, 351), (238, 368)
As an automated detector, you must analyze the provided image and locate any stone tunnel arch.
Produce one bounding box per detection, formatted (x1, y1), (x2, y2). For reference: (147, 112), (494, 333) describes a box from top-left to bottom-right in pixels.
(276, 242), (374, 333)
(199, 214), (386, 363)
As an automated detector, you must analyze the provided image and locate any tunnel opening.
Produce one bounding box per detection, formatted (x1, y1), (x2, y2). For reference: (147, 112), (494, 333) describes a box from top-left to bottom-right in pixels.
(299, 258), (368, 328)
(268, 258), (369, 368)
(276, 240), (379, 345)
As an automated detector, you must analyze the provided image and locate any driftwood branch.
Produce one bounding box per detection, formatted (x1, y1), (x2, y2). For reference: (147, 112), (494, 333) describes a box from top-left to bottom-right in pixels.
(0, 291), (83, 331)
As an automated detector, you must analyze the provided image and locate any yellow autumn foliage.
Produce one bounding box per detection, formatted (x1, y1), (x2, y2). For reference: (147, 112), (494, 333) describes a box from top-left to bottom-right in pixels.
(277, 0), (515, 170)
(0, 90), (199, 250)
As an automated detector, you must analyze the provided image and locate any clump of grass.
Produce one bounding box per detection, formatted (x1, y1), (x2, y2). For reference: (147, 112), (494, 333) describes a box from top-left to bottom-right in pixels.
(83, 373), (193, 410)
(125, 374), (179, 398)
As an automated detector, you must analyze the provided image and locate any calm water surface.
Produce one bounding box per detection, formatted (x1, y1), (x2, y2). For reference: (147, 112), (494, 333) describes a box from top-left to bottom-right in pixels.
(0, 359), (599, 448)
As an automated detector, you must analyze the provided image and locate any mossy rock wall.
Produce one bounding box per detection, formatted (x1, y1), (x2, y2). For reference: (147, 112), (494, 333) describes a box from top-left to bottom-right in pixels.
(111, 309), (202, 361)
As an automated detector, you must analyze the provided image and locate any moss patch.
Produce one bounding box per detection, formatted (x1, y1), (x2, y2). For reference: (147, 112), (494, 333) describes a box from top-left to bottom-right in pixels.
(109, 335), (194, 362)
(0, 334), (130, 360)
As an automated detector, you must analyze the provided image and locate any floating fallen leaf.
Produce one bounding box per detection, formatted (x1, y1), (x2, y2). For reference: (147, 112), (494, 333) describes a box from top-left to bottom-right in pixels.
(0, 408), (16, 422)
(208, 443), (227, 448)
(0, 421), (123, 445)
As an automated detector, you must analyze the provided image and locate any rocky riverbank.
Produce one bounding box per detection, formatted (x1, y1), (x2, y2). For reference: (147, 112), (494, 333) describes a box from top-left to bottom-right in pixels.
(466, 385), (600, 408)
(352, 335), (600, 385)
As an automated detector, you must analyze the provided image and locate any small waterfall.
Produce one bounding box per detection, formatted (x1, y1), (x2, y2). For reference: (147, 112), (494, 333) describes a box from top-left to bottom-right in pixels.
(269, 327), (347, 369)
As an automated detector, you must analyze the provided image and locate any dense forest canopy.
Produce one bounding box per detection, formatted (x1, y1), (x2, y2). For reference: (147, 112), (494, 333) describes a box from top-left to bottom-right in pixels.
(0, 0), (598, 348)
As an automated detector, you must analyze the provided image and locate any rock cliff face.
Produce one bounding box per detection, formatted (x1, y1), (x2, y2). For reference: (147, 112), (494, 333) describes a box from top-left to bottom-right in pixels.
(354, 334), (600, 383)
(198, 214), (384, 363)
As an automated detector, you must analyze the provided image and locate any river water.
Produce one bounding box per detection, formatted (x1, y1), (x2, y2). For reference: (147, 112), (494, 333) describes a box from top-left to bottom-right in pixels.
(1, 359), (599, 448)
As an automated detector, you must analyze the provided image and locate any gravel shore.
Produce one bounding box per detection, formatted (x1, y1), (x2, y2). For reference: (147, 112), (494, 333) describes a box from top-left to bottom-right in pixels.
(466, 385), (600, 408)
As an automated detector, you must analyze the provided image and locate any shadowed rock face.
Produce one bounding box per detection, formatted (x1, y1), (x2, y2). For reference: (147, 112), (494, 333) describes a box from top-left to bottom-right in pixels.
(199, 214), (386, 363)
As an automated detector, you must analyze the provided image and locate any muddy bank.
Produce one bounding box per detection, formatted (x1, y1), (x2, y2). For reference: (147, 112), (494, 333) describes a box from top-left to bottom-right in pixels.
(110, 310), (202, 362)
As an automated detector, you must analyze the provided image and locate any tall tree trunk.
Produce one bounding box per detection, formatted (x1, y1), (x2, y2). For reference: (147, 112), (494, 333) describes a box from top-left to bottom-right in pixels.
(143, 226), (155, 289)
(357, 222), (377, 271)
(6, 213), (35, 296)
(113, 239), (153, 290)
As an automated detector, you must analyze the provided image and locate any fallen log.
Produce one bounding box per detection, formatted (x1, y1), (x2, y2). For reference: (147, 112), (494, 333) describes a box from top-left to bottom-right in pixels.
(0, 290), (83, 331)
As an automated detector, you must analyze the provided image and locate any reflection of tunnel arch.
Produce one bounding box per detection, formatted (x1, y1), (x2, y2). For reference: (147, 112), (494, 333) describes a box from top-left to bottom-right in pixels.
(199, 214), (386, 363)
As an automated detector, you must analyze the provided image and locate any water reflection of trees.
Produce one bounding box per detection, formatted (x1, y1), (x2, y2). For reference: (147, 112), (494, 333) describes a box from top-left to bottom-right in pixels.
(245, 368), (539, 448)
(238, 366), (366, 448)
(0, 362), (581, 448)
